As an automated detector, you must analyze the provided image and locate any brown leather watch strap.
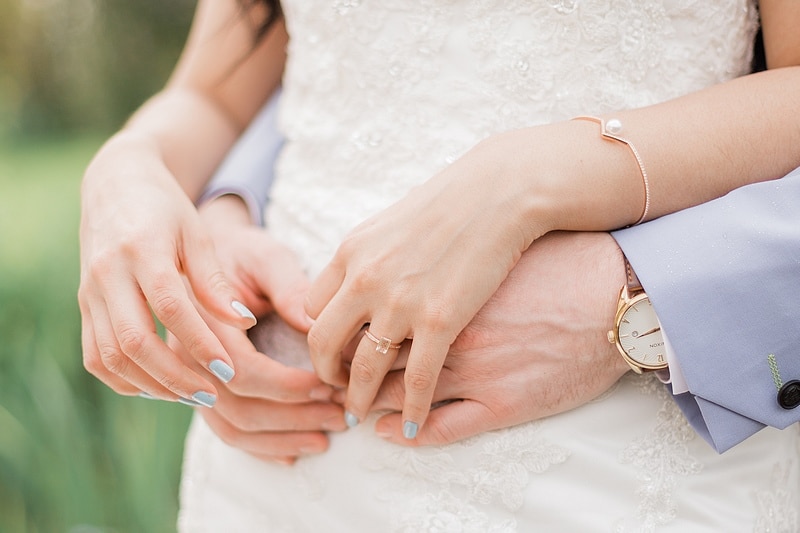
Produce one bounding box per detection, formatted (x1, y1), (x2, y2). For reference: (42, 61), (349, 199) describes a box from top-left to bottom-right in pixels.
(624, 256), (643, 293)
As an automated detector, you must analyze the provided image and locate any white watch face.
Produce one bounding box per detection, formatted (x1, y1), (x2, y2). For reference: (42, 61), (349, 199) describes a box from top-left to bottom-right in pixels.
(618, 297), (666, 369)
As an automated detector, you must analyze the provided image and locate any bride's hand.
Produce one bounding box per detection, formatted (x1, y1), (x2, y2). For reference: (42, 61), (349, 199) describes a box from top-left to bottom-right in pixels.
(79, 136), (257, 404)
(167, 304), (345, 465)
(305, 131), (561, 438)
(168, 196), (346, 463)
(304, 121), (648, 436)
(367, 232), (631, 445)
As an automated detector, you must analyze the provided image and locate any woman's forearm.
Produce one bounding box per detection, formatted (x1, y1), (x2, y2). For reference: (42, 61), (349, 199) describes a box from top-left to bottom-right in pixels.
(103, 89), (243, 202)
(87, 0), (287, 201)
(484, 66), (800, 242)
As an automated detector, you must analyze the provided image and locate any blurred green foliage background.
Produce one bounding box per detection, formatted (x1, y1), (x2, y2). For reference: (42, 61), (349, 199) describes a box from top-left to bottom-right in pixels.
(1, 1), (200, 531)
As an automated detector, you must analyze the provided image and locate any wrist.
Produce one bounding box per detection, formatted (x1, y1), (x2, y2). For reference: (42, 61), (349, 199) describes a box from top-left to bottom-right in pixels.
(501, 121), (646, 239)
(82, 133), (173, 210)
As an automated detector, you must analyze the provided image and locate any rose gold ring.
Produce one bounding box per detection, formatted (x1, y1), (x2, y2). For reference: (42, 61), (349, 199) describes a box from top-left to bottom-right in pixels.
(364, 330), (402, 354)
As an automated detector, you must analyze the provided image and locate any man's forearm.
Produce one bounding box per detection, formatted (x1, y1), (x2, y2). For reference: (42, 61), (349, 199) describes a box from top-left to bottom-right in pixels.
(613, 165), (800, 452)
(198, 89), (283, 225)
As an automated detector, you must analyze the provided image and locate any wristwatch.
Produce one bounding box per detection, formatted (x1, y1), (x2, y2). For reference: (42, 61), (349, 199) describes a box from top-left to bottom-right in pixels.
(607, 258), (668, 374)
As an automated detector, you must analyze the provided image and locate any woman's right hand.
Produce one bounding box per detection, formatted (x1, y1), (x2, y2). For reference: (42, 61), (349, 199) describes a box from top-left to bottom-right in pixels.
(79, 134), (258, 405)
(166, 195), (346, 464)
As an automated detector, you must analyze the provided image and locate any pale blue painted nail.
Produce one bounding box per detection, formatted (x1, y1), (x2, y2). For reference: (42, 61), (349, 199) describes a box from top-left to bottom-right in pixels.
(191, 391), (217, 408)
(177, 397), (204, 408)
(209, 359), (235, 383)
(138, 392), (157, 400)
(403, 421), (418, 440)
(344, 411), (359, 428)
(231, 300), (257, 325)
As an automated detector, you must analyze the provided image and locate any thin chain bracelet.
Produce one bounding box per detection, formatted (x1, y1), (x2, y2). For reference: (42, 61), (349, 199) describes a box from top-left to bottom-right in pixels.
(571, 116), (650, 226)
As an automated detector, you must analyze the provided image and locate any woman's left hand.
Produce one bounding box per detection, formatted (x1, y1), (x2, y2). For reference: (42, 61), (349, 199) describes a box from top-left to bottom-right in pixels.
(305, 134), (549, 438)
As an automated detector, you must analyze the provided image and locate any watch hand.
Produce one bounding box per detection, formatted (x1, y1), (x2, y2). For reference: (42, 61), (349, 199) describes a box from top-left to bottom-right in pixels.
(638, 327), (661, 338)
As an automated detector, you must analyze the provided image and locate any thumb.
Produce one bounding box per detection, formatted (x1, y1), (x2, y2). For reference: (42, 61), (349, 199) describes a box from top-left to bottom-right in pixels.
(180, 226), (257, 330)
(374, 400), (495, 447)
(251, 240), (313, 333)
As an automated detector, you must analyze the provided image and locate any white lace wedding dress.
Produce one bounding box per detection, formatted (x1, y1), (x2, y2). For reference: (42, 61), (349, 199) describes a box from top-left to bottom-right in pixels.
(179, 1), (800, 531)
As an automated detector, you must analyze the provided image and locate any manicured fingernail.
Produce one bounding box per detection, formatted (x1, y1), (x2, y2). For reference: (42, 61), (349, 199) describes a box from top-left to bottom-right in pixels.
(209, 359), (235, 383)
(191, 391), (217, 408)
(403, 420), (418, 440)
(344, 411), (359, 428)
(309, 385), (333, 402)
(231, 300), (257, 326)
(138, 392), (157, 400)
(177, 398), (204, 407)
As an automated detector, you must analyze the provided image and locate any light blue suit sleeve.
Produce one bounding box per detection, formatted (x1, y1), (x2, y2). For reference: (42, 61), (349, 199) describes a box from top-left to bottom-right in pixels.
(197, 89), (283, 226)
(612, 166), (800, 453)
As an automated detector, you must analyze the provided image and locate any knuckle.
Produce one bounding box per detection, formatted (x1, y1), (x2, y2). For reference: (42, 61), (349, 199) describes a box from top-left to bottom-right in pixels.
(204, 268), (231, 294)
(348, 266), (379, 293)
(350, 357), (380, 384)
(76, 283), (91, 306)
(306, 324), (330, 357)
(451, 323), (491, 352)
(86, 249), (117, 282)
(82, 352), (105, 377)
(175, 331), (207, 362)
(116, 324), (147, 362)
(100, 348), (130, 377)
(149, 284), (184, 325)
(335, 234), (358, 260)
(117, 233), (150, 259)
(156, 374), (181, 394)
(383, 287), (410, 315)
(420, 301), (454, 335)
(404, 369), (435, 395)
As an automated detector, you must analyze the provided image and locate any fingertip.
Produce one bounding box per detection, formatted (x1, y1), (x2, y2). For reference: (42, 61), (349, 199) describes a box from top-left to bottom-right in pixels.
(374, 413), (421, 447)
(402, 420), (419, 440)
(231, 300), (257, 328)
(190, 390), (217, 408)
(209, 359), (235, 383)
(344, 410), (360, 428)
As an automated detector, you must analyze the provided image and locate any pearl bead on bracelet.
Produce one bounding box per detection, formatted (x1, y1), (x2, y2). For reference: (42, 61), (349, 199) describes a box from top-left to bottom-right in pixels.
(571, 116), (651, 226)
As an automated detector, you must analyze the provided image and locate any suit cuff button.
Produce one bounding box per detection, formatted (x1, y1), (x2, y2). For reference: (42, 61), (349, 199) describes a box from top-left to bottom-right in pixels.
(777, 380), (800, 410)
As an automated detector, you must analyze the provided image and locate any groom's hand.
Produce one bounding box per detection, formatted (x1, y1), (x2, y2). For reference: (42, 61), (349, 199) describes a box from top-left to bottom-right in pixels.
(365, 231), (632, 446)
(167, 197), (346, 463)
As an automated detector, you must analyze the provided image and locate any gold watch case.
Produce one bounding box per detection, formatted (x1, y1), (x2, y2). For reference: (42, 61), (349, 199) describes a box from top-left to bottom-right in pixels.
(607, 285), (668, 374)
